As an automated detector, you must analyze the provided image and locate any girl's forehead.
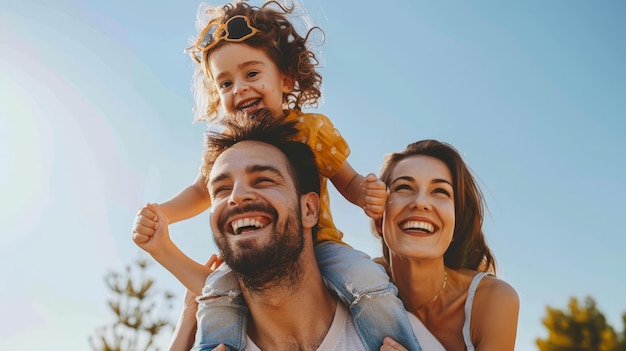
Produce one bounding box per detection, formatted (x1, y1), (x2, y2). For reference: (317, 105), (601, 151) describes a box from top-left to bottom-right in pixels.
(209, 43), (274, 64)
(207, 43), (278, 77)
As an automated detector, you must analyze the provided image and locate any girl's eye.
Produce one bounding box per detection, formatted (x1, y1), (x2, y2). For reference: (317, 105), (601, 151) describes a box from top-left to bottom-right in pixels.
(219, 81), (233, 90)
(247, 70), (260, 79)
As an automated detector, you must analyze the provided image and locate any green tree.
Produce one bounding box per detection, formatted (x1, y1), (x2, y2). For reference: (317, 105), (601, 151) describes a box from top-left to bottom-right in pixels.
(619, 314), (626, 350)
(89, 257), (176, 351)
(537, 296), (626, 351)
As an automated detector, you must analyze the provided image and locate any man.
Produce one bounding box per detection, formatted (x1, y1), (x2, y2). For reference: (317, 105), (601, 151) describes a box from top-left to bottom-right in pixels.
(135, 110), (443, 351)
(134, 110), (365, 350)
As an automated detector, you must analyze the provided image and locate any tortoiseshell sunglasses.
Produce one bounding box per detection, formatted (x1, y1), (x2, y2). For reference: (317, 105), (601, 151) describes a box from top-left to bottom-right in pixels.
(186, 15), (261, 63)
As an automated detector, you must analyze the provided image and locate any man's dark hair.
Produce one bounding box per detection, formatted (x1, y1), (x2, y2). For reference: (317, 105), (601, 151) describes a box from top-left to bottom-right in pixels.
(202, 108), (320, 198)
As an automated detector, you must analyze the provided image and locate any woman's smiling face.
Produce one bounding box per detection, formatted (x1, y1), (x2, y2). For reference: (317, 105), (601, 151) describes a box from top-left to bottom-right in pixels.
(382, 155), (456, 261)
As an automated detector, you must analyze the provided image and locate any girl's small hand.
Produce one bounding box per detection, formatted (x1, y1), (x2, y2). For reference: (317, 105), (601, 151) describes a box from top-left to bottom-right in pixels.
(362, 173), (388, 220)
(132, 203), (171, 255)
(380, 336), (409, 351)
(131, 204), (158, 245)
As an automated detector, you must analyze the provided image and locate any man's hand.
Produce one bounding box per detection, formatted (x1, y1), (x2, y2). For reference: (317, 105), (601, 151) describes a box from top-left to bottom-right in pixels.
(380, 336), (409, 351)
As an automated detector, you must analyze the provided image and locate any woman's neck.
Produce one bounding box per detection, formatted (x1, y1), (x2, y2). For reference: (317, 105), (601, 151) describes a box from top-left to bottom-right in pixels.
(390, 256), (447, 314)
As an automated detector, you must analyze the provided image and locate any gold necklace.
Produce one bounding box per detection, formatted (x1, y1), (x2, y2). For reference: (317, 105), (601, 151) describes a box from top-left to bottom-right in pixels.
(415, 271), (448, 311)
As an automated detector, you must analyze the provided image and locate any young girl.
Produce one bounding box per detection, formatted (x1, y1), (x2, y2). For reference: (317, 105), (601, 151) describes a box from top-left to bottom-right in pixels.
(133, 1), (422, 350)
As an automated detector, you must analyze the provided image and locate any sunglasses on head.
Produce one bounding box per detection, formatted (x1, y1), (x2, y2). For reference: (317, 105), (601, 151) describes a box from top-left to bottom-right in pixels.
(186, 15), (261, 63)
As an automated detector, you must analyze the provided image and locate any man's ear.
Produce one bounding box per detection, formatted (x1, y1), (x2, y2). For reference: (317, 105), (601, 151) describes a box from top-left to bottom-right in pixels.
(300, 192), (320, 229)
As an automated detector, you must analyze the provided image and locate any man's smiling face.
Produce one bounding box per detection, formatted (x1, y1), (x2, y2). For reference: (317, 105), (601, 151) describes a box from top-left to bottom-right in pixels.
(207, 140), (304, 288)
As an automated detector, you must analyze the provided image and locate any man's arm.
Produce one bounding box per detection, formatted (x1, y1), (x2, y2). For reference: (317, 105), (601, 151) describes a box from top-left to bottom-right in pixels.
(169, 289), (198, 351)
(169, 255), (224, 351)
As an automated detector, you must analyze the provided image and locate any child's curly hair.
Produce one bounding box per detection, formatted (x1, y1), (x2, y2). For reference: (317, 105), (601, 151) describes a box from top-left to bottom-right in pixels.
(190, 0), (323, 123)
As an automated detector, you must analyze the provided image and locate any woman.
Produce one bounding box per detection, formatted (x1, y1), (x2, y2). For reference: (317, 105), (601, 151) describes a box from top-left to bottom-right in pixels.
(377, 140), (519, 351)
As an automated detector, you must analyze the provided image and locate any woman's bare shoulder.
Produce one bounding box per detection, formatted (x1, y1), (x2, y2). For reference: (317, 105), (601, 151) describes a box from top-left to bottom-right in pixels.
(478, 275), (519, 304)
(470, 274), (520, 350)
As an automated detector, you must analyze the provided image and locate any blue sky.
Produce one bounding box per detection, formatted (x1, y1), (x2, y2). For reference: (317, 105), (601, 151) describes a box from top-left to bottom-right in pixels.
(1, 0), (625, 350)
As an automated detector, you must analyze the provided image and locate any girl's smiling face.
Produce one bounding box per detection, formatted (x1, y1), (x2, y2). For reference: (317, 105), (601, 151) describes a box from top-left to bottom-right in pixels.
(382, 155), (456, 261)
(208, 43), (293, 117)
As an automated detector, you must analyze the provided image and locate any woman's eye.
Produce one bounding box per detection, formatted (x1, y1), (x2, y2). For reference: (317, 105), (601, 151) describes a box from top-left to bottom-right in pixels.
(433, 188), (451, 197)
(392, 184), (412, 192)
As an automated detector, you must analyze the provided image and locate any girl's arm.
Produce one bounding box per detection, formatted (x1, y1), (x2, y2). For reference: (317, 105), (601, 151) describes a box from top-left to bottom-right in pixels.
(472, 278), (520, 350)
(132, 203), (213, 295)
(329, 160), (387, 220)
(160, 172), (212, 224)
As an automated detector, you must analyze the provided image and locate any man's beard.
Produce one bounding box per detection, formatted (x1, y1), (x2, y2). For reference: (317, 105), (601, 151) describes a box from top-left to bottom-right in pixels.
(213, 202), (305, 293)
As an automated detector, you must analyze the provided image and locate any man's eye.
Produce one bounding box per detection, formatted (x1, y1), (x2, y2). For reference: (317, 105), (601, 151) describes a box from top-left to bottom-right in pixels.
(255, 177), (275, 185)
(212, 186), (231, 197)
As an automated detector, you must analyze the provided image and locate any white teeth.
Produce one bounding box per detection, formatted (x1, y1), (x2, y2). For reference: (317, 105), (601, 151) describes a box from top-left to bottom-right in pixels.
(231, 218), (264, 235)
(402, 221), (434, 234)
(237, 99), (259, 111)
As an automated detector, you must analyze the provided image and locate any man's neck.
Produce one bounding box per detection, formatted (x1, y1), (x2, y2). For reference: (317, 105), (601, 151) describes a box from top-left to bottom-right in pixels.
(242, 257), (337, 350)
